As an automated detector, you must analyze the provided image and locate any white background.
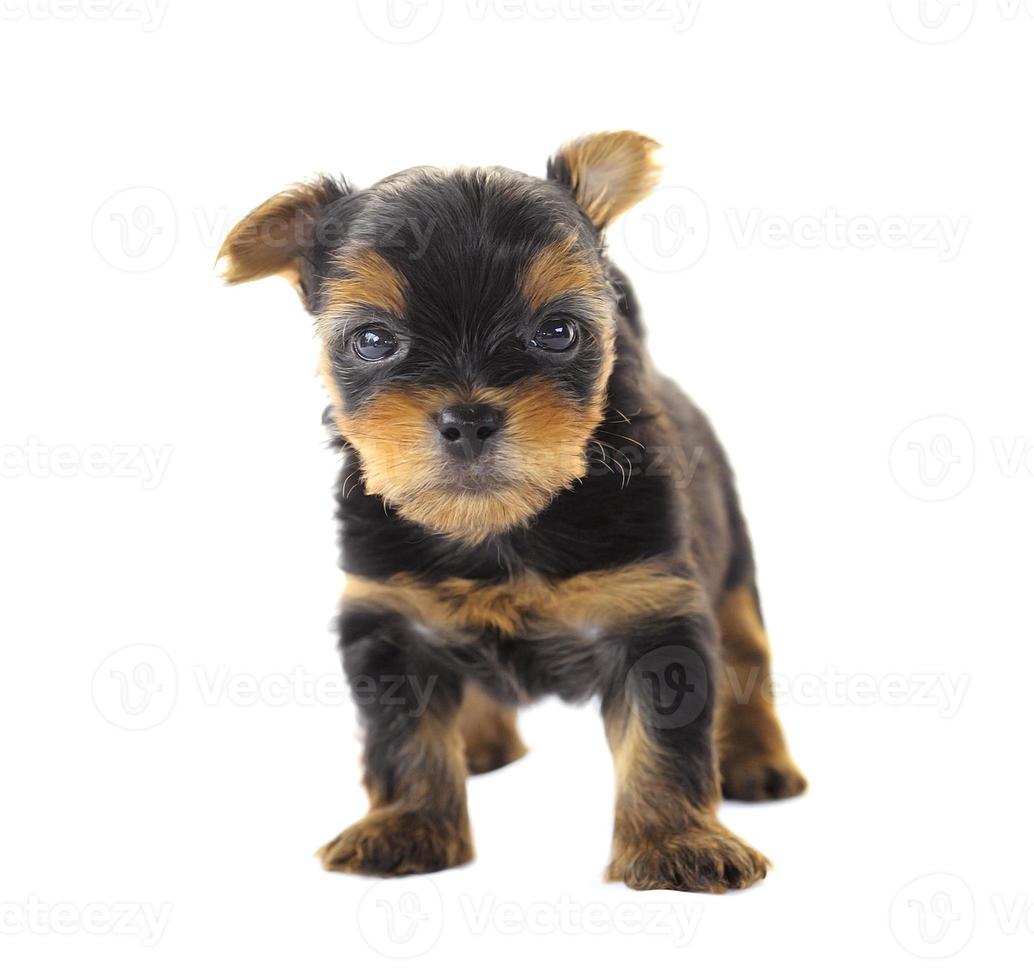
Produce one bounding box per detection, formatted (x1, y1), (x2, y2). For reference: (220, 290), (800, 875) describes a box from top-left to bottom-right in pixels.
(2, 0), (1032, 975)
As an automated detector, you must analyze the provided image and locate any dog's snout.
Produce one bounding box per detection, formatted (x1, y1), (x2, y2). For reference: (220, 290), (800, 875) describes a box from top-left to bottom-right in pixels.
(436, 404), (504, 460)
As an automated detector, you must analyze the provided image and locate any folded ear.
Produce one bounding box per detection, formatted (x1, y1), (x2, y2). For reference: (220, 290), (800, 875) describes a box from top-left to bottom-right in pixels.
(217, 176), (351, 300)
(547, 131), (662, 230)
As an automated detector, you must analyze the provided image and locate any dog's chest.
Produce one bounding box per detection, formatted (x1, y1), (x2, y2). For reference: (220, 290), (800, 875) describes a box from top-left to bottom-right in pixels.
(344, 560), (697, 644)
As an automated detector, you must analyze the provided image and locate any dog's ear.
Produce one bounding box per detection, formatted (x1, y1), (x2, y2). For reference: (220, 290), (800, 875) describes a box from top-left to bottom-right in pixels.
(547, 132), (662, 230)
(217, 176), (351, 301)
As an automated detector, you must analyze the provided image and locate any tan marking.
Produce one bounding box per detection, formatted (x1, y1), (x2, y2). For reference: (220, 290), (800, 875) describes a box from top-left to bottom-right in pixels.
(717, 585), (769, 655)
(715, 585), (807, 801)
(520, 236), (617, 403)
(323, 248), (407, 322)
(326, 378), (605, 545)
(554, 131), (662, 228)
(715, 585), (777, 726)
(522, 234), (606, 309)
(606, 703), (718, 836)
(344, 560), (702, 638)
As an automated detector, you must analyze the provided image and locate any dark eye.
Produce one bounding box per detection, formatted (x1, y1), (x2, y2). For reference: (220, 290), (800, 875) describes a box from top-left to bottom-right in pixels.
(530, 318), (577, 352)
(352, 325), (399, 361)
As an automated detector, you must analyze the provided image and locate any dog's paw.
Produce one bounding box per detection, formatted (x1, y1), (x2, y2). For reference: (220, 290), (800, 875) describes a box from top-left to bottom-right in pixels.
(317, 809), (474, 877)
(607, 824), (769, 894)
(721, 748), (807, 802)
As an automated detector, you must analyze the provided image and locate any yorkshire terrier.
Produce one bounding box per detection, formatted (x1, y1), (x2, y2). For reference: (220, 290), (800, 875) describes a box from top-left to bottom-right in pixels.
(218, 132), (806, 893)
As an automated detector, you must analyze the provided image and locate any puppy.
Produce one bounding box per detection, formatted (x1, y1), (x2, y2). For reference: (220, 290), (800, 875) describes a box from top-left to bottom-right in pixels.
(218, 132), (806, 893)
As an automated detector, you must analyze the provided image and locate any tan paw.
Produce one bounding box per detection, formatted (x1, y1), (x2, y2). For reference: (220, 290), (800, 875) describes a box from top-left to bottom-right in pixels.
(721, 748), (807, 802)
(317, 808), (473, 877)
(607, 823), (769, 893)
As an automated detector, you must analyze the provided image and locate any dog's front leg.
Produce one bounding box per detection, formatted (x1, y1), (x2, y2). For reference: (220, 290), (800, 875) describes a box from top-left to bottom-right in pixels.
(318, 609), (473, 876)
(603, 616), (769, 893)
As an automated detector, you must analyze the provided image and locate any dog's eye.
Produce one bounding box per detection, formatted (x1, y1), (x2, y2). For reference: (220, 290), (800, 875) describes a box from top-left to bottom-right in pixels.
(530, 318), (577, 352)
(352, 325), (399, 362)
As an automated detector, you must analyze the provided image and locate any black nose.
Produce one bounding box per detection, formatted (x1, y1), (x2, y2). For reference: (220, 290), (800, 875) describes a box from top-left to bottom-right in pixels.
(437, 404), (504, 460)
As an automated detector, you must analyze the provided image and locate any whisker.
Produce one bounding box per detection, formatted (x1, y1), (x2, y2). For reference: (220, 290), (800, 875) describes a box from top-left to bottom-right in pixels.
(594, 438), (633, 488)
(598, 427), (646, 451)
(588, 440), (615, 475)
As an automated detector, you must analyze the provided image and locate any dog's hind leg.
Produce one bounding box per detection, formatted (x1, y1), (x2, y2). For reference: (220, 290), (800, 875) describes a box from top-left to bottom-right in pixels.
(715, 584), (807, 801)
(457, 683), (528, 775)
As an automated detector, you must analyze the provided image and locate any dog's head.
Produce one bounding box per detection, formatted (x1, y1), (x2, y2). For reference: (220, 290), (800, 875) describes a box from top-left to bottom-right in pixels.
(218, 132), (660, 544)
